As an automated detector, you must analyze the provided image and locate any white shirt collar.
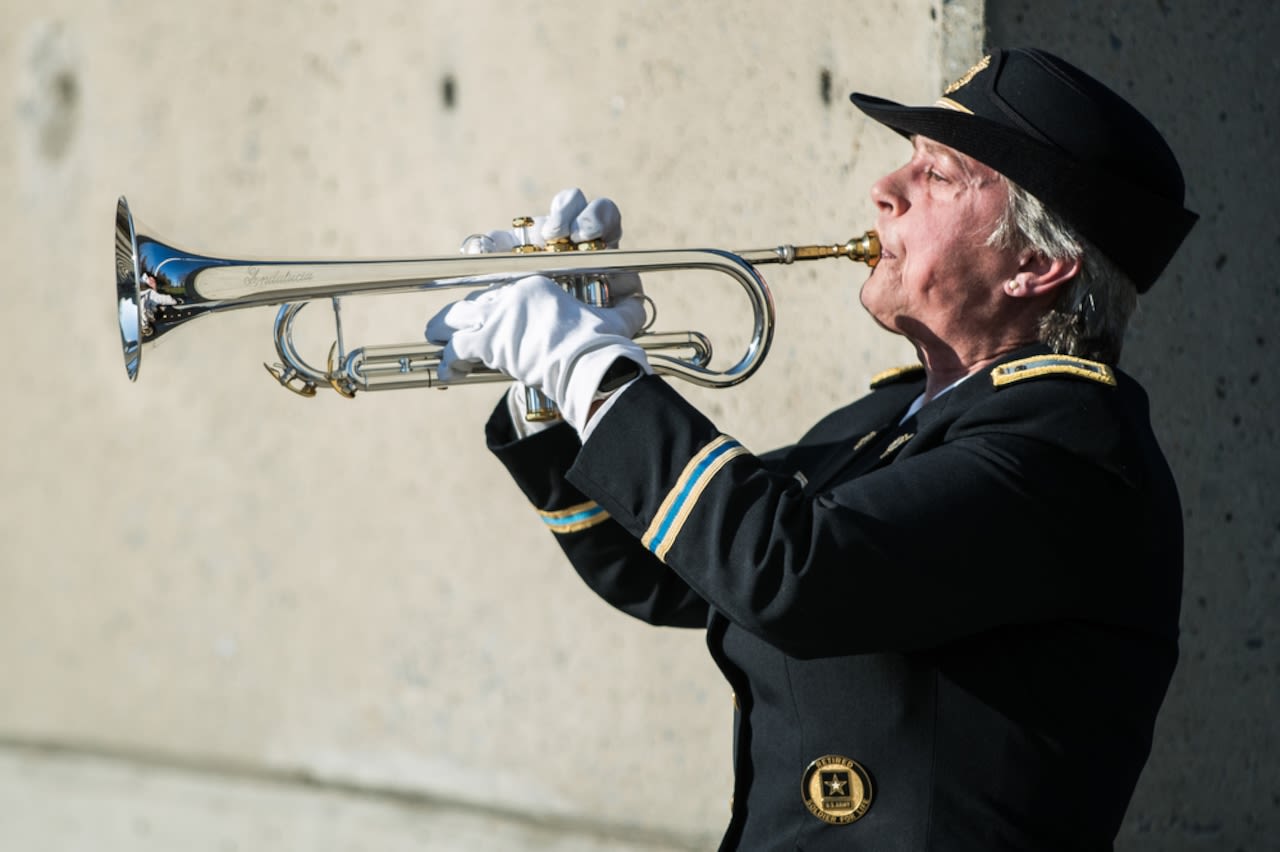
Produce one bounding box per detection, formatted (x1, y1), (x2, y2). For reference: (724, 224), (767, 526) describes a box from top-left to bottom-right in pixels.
(899, 372), (972, 423)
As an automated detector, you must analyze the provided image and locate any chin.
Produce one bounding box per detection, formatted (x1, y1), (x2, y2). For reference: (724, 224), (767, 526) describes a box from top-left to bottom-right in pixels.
(858, 275), (888, 317)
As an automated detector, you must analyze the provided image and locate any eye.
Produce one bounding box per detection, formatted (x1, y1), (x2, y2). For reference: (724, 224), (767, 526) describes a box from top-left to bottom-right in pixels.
(924, 166), (949, 183)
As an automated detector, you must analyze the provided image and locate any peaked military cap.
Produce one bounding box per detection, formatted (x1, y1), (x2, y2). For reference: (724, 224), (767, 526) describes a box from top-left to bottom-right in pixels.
(850, 47), (1198, 292)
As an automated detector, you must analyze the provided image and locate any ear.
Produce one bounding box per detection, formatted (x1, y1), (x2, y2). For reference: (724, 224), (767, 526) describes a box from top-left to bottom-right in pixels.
(1005, 252), (1080, 298)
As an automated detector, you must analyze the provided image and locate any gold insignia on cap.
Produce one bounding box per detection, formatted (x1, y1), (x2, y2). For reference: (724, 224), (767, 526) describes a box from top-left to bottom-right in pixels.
(943, 54), (991, 95)
(801, 754), (873, 825)
(933, 97), (974, 115)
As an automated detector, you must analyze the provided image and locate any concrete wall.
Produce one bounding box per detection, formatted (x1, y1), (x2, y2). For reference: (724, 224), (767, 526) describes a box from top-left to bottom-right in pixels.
(1, 2), (951, 849)
(2, 1), (1273, 850)
(981, 5), (1279, 850)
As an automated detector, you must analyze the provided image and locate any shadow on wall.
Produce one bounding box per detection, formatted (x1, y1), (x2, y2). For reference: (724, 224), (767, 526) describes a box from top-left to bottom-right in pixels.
(984, 3), (1279, 851)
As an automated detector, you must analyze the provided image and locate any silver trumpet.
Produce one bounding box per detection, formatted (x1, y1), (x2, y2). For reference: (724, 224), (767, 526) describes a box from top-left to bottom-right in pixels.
(114, 196), (879, 399)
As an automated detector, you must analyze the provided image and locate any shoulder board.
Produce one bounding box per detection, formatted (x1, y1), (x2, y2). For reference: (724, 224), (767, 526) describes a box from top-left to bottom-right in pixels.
(990, 354), (1116, 389)
(870, 364), (925, 388)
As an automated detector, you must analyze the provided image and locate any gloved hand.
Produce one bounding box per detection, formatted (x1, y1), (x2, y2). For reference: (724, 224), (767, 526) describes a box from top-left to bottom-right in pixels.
(462, 187), (623, 252)
(450, 187), (647, 436)
(460, 187), (644, 303)
(425, 275), (651, 435)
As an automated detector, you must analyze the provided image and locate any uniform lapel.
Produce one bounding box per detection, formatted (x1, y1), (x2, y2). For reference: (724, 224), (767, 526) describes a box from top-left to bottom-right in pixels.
(800, 394), (921, 494)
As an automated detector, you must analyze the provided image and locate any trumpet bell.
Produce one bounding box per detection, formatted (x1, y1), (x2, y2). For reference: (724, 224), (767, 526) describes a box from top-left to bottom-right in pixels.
(115, 196), (144, 380)
(116, 196), (228, 380)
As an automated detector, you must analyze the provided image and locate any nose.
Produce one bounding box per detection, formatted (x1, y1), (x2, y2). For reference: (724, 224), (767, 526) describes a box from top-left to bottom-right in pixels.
(870, 165), (908, 218)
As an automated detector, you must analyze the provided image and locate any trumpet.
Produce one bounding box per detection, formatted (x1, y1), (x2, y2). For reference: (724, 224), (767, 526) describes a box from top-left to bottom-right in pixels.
(114, 196), (879, 399)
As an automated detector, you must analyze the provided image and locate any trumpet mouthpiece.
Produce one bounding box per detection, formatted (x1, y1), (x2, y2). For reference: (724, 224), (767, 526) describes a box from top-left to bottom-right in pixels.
(786, 231), (880, 266)
(845, 231), (880, 267)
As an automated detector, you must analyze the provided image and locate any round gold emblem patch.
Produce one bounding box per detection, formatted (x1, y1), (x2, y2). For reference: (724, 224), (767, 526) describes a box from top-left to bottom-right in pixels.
(800, 754), (873, 825)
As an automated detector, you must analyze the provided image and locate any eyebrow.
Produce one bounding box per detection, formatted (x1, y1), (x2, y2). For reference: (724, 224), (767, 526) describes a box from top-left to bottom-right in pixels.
(913, 136), (981, 181)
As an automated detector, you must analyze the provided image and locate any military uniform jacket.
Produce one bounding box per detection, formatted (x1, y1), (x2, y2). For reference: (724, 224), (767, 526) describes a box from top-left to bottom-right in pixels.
(485, 344), (1183, 852)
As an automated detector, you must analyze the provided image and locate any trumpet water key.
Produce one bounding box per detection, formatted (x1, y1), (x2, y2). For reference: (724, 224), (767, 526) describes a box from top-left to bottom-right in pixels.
(114, 196), (880, 399)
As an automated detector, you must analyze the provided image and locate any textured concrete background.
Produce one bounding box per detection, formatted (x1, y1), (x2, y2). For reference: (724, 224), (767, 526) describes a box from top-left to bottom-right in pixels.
(0, 2), (939, 849)
(0, 0), (1273, 850)
(982, 4), (1279, 850)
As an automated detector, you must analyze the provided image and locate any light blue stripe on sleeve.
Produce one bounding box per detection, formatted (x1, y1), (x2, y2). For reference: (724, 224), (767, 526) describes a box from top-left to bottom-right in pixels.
(539, 501), (610, 534)
(643, 436), (746, 559)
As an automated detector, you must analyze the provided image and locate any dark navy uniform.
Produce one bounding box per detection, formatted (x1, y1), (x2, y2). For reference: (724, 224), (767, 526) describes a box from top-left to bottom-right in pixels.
(486, 343), (1182, 851)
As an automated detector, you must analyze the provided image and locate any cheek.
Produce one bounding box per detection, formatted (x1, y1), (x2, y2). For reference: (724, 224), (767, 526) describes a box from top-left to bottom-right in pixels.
(897, 253), (939, 301)
(911, 246), (975, 298)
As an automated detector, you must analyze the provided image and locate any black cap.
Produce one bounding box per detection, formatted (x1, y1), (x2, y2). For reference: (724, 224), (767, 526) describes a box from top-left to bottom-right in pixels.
(850, 48), (1197, 292)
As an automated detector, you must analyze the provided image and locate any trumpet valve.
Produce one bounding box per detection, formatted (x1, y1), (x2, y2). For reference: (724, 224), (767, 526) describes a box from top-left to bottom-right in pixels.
(512, 216), (541, 253)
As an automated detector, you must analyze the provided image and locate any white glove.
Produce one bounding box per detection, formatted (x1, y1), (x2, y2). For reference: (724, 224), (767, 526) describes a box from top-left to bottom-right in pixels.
(425, 275), (650, 434)
(451, 187), (646, 437)
(462, 187), (623, 252)
(460, 187), (643, 303)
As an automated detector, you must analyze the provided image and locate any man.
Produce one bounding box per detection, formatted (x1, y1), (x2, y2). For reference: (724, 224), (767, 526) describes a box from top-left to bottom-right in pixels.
(427, 47), (1197, 850)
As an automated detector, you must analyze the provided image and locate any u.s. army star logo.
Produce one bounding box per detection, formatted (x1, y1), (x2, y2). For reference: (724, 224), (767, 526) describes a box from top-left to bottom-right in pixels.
(801, 754), (873, 824)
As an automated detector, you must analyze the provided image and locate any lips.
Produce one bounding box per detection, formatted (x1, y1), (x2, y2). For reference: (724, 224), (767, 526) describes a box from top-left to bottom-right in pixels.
(872, 228), (897, 260)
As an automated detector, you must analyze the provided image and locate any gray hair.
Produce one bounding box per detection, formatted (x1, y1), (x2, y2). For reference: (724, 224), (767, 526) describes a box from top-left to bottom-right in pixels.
(988, 180), (1138, 363)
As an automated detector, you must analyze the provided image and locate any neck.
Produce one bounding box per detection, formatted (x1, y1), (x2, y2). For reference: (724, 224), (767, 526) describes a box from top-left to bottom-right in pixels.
(916, 339), (1035, 402)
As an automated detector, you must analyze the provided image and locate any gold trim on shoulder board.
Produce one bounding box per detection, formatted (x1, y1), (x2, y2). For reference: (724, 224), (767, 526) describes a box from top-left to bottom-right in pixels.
(870, 364), (925, 388)
(990, 354), (1117, 388)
